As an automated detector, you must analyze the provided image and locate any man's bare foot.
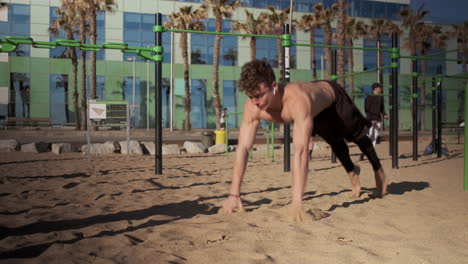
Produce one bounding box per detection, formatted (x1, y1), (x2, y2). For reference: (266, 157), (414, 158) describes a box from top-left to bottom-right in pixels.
(347, 165), (361, 198)
(371, 167), (387, 198)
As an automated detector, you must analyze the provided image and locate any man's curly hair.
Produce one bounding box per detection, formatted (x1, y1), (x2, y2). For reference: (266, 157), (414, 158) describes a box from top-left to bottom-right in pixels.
(239, 59), (276, 94)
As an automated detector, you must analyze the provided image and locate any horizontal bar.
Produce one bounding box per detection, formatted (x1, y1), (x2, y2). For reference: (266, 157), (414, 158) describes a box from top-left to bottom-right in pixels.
(293, 42), (393, 52)
(165, 28), (280, 39)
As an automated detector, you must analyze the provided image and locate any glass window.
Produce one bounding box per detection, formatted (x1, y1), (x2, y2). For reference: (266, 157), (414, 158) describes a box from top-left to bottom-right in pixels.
(86, 76), (105, 100)
(0, 4), (30, 56)
(123, 13), (170, 63)
(123, 76), (142, 128)
(223, 80), (238, 128)
(162, 78), (171, 128)
(363, 37), (391, 73)
(9, 73), (30, 118)
(50, 74), (70, 124)
(191, 79), (207, 129)
(49, 7), (105, 60)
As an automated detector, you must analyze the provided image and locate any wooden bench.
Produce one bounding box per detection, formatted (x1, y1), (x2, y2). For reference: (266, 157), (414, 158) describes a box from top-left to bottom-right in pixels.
(4, 117), (52, 130)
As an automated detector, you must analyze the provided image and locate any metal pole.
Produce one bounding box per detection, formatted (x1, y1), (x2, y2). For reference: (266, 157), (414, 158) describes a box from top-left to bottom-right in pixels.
(437, 65), (443, 158)
(389, 73), (393, 156)
(170, 31), (175, 132)
(377, 40), (383, 84)
(283, 24), (291, 172)
(147, 58), (150, 131)
(155, 13), (163, 174)
(432, 77), (436, 153)
(464, 81), (468, 190)
(320, 55), (324, 80)
(331, 49), (337, 163)
(412, 59), (418, 161)
(132, 57), (136, 129)
(391, 32), (399, 169)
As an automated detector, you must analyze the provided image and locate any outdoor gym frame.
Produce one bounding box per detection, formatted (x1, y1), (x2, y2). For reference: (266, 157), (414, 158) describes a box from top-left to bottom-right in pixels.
(1, 12), (467, 191)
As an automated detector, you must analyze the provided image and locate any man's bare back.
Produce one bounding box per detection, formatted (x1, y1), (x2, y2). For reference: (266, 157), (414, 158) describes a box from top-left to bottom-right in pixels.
(246, 81), (336, 125)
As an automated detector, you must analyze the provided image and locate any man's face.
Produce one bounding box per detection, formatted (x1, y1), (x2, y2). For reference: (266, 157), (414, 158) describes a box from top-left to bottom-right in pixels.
(246, 82), (275, 110)
(374, 86), (382, 94)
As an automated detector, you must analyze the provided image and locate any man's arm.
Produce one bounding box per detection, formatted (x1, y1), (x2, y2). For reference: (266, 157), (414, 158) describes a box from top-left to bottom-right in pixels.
(291, 116), (313, 205)
(222, 103), (259, 213)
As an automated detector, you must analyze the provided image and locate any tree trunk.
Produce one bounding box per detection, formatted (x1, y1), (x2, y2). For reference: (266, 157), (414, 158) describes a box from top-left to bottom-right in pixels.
(336, 0), (346, 88)
(181, 32), (191, 131)
(212, 12), (222, 130)
(67, 30), (80, 130)
(250, 37), (256, 61)
(347, 38), (355, 101)
(310, 30), (317, 80)
(277, 37), (284, 81)
(90, 3), (98, 131)
(79, 15), (87, 131)
(377, 39), (383, 84)
(324, 24), (332, 79)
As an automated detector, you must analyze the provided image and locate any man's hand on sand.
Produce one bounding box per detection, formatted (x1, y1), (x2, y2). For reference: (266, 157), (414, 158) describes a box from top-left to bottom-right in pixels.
(220, 195), (245, 214)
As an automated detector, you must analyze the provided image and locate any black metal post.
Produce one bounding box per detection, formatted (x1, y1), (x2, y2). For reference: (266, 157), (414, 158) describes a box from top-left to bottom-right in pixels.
(391, 32), (399, 169)
(283, 24), (291, 172)
(155, 13), (163, 174)
(432, 77), (436, 154)
(331, 49), (337, 163)
(412, 60), (418, 161)
(389, 74), (393, 156)
(437, 65), (443, 158)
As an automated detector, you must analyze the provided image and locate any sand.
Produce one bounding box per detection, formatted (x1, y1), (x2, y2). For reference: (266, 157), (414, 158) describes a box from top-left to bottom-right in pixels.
(0, 139), (467, 263)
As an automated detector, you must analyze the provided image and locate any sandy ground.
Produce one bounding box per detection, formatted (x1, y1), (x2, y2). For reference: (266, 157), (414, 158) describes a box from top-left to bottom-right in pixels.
(0, 139), (467, 264)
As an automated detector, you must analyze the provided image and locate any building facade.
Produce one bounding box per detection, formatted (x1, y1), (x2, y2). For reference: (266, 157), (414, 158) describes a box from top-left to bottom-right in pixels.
(0, 0), (464, 130)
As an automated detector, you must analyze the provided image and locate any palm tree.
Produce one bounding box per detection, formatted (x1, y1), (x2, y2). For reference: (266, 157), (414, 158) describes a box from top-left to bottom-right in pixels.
(362, 18), (401, 84)
(399, 5), (430, 130)
(232, 9), (267, 62)
(88, 0), (116, 103)
(71, 0), (89, 130)
(49, 0), (80, 129)
(164, 5), (208, 131)
(203, 0), (240, 130)
(450, 22), (468, 74)
(345, 18), (364, 101)
(296, 12), (320, 80)
(418, 24), (448, 130)
(259, 6), (290, 81)
(450, 22), (468, 119)
(313, 3), (338, 79)
(335, 0), (346, 88)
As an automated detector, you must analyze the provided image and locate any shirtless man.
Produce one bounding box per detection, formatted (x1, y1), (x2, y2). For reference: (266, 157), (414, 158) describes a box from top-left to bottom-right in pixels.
(222, 60), (387, 221)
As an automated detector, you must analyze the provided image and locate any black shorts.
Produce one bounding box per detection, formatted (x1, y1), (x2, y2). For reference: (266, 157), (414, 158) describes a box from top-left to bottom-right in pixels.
(312, 81), (370, 142)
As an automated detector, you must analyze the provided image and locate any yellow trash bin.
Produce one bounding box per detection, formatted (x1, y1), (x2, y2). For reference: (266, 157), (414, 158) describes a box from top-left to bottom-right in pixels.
(214, 130), (226, 145)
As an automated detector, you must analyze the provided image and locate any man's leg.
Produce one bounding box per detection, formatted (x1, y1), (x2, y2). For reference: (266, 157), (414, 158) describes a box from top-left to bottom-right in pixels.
(354, 135), (387, 197)
(325, 138), (361, 198)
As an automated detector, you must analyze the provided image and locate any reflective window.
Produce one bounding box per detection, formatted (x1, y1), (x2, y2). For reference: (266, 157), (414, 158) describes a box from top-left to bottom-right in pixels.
(162, 78), (171, 128)
(50, 74), (70, 124)
(86, 76), (105, 100)
(123, 13), (171, 63)
(0, 4), (30, 56)
(50, 7), (105, 59)
(123, 76), (142, 128)
(191, 19), (238, 66)
(256, 27), (296, 69)
(191, 79), (207, 129)
(9, 73), (30, 118)
(223, 80), (238, 128)
(363, 37), (391, 73)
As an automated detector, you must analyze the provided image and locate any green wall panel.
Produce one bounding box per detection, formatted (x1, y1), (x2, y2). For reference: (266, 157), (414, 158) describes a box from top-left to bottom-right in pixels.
(50, 58), (69, 74)
(10, 57), (31, 73)
(31, 58), (50, 74)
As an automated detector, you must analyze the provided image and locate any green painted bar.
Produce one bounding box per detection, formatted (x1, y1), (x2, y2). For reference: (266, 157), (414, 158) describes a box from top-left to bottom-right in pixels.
(293, 42), (393, 52)
(164, 28), (281, 39)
